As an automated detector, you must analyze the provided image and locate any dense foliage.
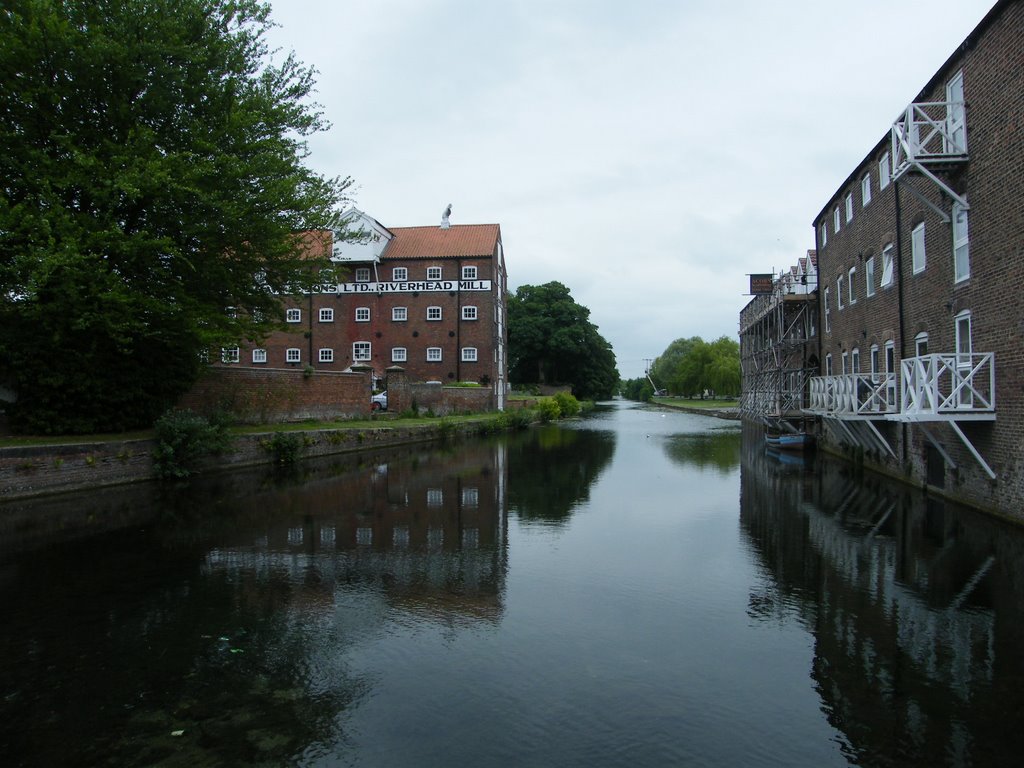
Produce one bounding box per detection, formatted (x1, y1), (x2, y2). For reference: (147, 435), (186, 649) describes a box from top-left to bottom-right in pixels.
(507, 281), (619, 401)
(649, 336), (740, 398)
(0, 0), (351, 433)
(151, 409), (232, 479)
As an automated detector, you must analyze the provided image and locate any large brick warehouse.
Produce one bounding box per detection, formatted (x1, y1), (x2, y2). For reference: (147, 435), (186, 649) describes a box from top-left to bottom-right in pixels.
(806, 0), (1024, 516)
(222, 209), (509, 407)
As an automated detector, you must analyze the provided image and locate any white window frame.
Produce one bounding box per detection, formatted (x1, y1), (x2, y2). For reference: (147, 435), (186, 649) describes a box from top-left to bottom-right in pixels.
(461, 347), (478, 362)
(880, 244), (894, 287)
(879, 152), (891, 190)
(391, 347), (407, 363)
(848, 267), (857, 304)
(884, 340), (896, 406)
(845, 193), (854, 223)
(392, 306), (408, 322)
(426, 266), (442, 280)
(841, 351), (849, 375)
(355, 307), (370, 322)
(392, 267), (408, 281)
(861, 173), (872, 206)
(914, 332), (929, 358)
(870, 344), (879, 382)
(252, 348), (267, 364)
(286, 308), (301, 323)
(851, 347), (860, 373)
(354, 267), (371, 282)
(352, 341), (371, 361)
(461, 305), (478, 321)
(319, 348), (334, 363)
(836, 276), (843, 309)
(865, 256), (876, 297)
(426, 306), (442, 321)
(221, 346), (239, 364)
(823, 286), (831, 334)
(462, 265), (478, 280)
(833, 207), (841, 234)
(953, 200), (970, 283)
(820, 222), (827, 247)
(911, 222), (926, 274)
(825, 353), (833, 376)
(286, 348), (301, 363)
(426, 347), (442, 362)
(319, 308), (334, 323)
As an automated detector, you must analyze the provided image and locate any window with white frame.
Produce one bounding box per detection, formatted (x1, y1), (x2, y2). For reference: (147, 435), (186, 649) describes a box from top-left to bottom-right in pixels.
(953, 201), (970, 282)
(884, 340), (895, 406)
(461, 347), (478, 362)
(825, 353), (833, 376)
(824, 286), (831, 333)
(880, 243), (894, 287)
(841, 351), (849, 374)
(836, 276), (843, 309)
(252, 348), (267, 364)
(426, 306), (442, 321)
(427, 266), (442, 280)
(870, 344), (879, 382)
(865, 256), (876, 297)
(462, 487), (479, 508)
(833, 207), (841, 233)
(391, 347), (407, 362)
(851, 347), (860, 373)
(221, 347), (239, 363)
(911, 222), (926, 274)
(355, 307), (370, 322)
(286, 308), (301, 323)
(426, 488), (443, 507)
(392, 267), (408, 281)
(319, 308), (334, 323)
(319, 348), (334, 363)
(355, 267), (370, 282)
(392, 306), (407, 321)
(848, 267), (857, 304)
(845, 193), (854, 223)
(879, 152), (891, 189)
(461, 305), (477, 321)
(861, 173), (872, 206)
(914, 332), (928, 357)
(462, 265), (478, 280)
(286, 348), (301, 363)
(820, 222), (827, 247)
(426, 347), (442, 362)
(352, 341), (371, 361)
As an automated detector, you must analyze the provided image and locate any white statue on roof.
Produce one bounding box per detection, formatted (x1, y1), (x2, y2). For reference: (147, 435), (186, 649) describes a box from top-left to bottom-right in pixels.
(440, 203), (452, 230)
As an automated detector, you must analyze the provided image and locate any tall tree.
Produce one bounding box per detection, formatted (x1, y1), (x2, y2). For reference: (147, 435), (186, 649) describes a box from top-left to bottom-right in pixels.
(0, 0), (351, 433)
(508, 281), (619, 400)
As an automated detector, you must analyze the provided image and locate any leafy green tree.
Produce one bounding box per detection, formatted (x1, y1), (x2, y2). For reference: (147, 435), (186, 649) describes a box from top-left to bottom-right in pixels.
(621, 377), (653, 402)
(0, 0), (351, 433)
(650, 336), (700, 394)
(653, 335), (740, 398)
(508, 281), (619, 400)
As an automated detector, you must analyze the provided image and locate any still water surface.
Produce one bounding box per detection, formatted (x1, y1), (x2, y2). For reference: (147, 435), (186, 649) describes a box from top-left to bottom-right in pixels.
(2, 401), (1023, 766)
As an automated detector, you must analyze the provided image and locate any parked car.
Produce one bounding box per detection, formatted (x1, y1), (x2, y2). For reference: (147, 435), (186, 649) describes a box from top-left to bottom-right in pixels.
(371, 391), (388, 411)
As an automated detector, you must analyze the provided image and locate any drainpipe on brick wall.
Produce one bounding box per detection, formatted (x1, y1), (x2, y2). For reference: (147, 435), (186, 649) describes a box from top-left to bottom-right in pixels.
(456, 258), (462, 383)
(894, 180), (907, 464)
(307, 292), (314, 365)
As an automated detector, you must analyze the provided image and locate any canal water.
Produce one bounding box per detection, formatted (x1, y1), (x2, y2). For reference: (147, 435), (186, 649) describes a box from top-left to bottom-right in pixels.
(2, 400), (1023, 767)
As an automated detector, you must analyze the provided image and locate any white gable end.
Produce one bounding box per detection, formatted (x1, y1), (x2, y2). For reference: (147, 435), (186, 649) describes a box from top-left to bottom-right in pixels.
(332, 209), (392, 263)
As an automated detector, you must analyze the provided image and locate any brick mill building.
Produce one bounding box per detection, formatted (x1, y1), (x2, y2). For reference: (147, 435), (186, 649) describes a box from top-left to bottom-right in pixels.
(224, 209), (509, 409)
(806, 0), (1024, 515)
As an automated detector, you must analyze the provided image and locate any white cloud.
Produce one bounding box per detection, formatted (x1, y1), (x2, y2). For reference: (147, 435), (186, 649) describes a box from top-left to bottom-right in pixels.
(267, 0), (995, 377)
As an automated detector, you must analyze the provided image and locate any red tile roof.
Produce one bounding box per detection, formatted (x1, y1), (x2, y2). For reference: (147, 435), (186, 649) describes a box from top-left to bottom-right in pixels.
(382, 224), (500, 260)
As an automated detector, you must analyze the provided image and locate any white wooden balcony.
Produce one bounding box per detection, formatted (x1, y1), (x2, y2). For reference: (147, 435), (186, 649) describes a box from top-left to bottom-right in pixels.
(808, 374), (897, 418)
(891, 99), (969, 211)
(897, 352), (995, 422)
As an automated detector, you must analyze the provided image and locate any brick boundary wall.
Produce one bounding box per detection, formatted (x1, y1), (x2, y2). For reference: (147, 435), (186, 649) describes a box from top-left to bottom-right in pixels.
(177, 366), (371, 423)
(0, 421), (483, 501)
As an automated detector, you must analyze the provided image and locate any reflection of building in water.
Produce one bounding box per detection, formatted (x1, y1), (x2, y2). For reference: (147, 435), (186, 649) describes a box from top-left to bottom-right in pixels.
(740, 443), (1024, 763)
(205, 441), (509, 624)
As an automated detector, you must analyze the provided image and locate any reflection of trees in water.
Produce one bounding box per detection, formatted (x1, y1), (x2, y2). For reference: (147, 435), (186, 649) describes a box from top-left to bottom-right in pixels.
(739, 444), (1024, 766)
(507, 426), (616, 526)
(662, 428), (741, 474)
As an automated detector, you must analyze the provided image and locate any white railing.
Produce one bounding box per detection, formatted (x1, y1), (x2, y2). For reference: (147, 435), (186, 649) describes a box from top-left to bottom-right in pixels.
(808, 374), (897, 417)
(892, 100), (967, 173)
(900, 352), (995, 419)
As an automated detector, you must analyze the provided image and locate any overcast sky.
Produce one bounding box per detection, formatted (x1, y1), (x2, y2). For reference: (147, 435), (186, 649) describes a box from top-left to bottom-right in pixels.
(265, 0), (993, 379)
